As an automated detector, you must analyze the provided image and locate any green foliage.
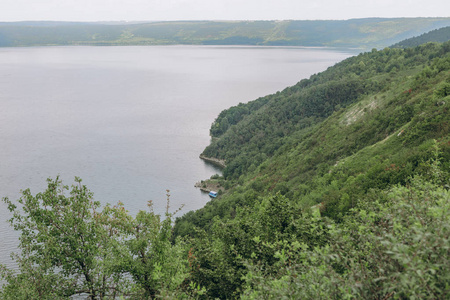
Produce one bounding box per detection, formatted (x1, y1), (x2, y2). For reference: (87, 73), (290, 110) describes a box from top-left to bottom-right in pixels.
(101, 193), (190, 298)
(173, 41), (450, 297)
(3, 37), (450, 299)
(202, 41), (450, 182)
(180, 42), (450, 226)
(242, 175), (450, 299)
(1, 177), (117, 299)
(391, 26), (450, 48)
(185, 193), (329, 298)
(210, 100), (269, 137)
(1, 179), (189, 299)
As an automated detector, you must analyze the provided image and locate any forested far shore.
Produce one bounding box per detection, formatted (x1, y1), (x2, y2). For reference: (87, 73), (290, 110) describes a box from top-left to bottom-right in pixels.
(1, 18), (450, 49)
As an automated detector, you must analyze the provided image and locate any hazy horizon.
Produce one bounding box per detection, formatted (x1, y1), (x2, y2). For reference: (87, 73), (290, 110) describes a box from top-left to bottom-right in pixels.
(1, 0), (449, 23)
(2, 17), (450, 23)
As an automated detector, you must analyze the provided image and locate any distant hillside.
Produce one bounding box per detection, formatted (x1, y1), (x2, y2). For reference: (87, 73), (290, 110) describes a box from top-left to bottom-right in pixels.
(391, 26), (450, 48)
(1, 18), (450, 49)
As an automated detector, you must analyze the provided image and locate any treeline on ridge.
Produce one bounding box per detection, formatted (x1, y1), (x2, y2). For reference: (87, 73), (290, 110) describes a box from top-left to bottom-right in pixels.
(392, 25), (450, 48)
(1, 18), (450, 48)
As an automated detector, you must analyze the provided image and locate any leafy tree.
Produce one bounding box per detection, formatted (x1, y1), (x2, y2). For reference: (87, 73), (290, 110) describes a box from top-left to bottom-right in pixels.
(1, 178), (189, 299)
(1, 177), (120, 299)
(102, 192), (190, 298)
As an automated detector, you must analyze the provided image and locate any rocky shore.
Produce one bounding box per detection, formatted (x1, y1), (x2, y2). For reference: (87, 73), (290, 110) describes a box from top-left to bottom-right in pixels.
(194, 179), (223, 193)
(199, 155), (226, 168)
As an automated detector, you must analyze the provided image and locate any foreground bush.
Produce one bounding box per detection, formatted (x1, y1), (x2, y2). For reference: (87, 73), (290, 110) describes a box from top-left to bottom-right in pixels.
(1, 178), (190, 299)
(242, 175), (450, 299)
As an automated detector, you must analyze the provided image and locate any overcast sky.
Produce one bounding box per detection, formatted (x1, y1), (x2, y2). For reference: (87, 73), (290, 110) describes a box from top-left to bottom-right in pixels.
(0, 0), (449, 22)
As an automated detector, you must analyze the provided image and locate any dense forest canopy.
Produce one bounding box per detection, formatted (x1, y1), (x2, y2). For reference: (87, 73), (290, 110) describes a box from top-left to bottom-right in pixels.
(0, 18), (450, 48)
(176, 40), (450, 298)
(1, 30), (450, 299)
(392, 26), (450, 48)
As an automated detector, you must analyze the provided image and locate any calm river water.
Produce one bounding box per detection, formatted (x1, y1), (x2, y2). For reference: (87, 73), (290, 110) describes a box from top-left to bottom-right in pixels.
(0, 45), (354, 268)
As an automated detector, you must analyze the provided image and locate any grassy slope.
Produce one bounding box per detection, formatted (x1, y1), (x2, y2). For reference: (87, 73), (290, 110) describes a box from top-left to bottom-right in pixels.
(1, 18), (450, 48)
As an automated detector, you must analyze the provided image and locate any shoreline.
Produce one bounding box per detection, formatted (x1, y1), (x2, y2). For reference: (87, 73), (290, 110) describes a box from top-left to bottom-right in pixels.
(194, 180), (223, 194)
(199, 154), (226, 169)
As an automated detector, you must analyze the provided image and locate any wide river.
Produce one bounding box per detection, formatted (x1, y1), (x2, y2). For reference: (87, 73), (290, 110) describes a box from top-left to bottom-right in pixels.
(0, 45), (354, 268)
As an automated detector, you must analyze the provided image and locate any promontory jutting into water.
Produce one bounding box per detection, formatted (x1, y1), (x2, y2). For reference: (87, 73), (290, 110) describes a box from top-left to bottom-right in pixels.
(0, 45), (354, 267)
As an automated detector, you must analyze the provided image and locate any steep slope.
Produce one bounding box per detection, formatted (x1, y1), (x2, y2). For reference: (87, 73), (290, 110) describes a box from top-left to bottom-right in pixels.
(172, 41), (450, 298)
(392, 26), (450, 48)
(175, 41), (450, 234)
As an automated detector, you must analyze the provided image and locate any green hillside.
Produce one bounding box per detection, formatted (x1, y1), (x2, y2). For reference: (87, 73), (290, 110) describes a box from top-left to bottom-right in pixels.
(1, 18), (450, 49)
(1, 38), (449, 298)
(392, 25), (450, 48)
(173, 41), (450, 297)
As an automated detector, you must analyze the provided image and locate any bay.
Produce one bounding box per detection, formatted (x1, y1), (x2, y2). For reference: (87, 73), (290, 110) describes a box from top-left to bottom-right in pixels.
(0, 45), (354, 268)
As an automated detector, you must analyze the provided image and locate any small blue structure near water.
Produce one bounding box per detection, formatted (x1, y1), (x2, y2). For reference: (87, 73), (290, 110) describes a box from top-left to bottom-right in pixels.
(209, 191), (218, 198)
